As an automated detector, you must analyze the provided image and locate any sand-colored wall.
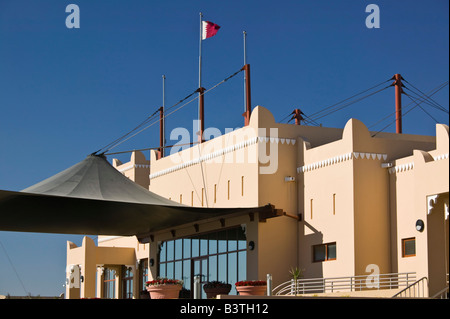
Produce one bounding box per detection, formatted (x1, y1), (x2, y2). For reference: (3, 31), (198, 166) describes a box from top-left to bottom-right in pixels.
(392, 124), (449, 296)
(66, 236), (136, 298)
(66, 105), (448, 298)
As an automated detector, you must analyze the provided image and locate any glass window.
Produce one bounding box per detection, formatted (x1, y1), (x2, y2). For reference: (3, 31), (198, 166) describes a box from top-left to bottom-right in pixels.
(228, 252), (237, 294)
(200, 238), (208, 256)
(159, 242), (166, 262)
(238, 238), (246, 250)
(209, 255), (217, 282)
(228, 228), (237, 251)
(139, 259), (148, 292)
(183, 239), (191, 259)
(122, 266), (133, 299)
(402, 238), (416, 257)
(327, 243), (337, 260)
(183, 260), (191, 289)
(192, 239), (199, 257)
(103, 268), (116, 299)
(175, 239), (183, 260)
(201, 258), (208, 283)
(313, 242), (336, 262)
(209, 233), (217, 254)
(159, 263), (166, 278)
(175, 261), (182, 281)
(158, 226), (247, 298)
(218, 254), (227, 282)
(167, 241), (174, 261)
(218, 230), (227, 253)
(313, 245), (326, 262)
(167, 262), (174, 279)
(238, 251), (246, 281)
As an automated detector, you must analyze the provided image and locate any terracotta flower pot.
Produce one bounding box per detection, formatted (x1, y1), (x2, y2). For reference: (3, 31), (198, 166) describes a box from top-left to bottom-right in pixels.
(146, 284), (182, 299)
(236, 285), (267, 296)
(203, 286), (231, 299)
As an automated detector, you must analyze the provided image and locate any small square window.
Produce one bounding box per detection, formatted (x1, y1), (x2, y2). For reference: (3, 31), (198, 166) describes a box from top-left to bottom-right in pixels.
(402, 238), (416, 257)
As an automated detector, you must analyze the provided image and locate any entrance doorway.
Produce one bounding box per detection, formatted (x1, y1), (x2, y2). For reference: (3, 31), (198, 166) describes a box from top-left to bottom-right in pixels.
(158, 226), (247, 298)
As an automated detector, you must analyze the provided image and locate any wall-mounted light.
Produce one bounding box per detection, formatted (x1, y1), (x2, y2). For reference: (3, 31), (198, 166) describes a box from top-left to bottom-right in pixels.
(248, 241), (255, 251)
(150, 258), (155, 267)
(284, 176), (295, 182)
(415, 219), (425, 232)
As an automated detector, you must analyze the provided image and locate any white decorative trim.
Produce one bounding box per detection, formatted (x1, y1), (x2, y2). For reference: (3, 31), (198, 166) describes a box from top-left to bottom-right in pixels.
(117, 164), (150, 172)
(352, 152), (387, 161)
(149, 136), (296, 180)
(428, 194), (449, 220)
(97, 265), (105, 276)
(388, 153), (448, 175)
(427, 195), (438, 215)
(433, 153), (449, 161)
(297, 152), (387, 173)
(388, 162), (414, 174)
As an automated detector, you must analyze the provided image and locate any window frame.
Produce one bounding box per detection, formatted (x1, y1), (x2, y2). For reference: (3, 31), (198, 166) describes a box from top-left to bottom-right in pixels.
(402, 237), (416, 257)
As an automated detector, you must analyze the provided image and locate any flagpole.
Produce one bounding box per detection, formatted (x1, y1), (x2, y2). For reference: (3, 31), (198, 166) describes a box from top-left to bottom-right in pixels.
(198, 12), (203, 88)
(162, 74), (166, 156)
(243, 30), (247, 112)
(198, 12), (203, 139)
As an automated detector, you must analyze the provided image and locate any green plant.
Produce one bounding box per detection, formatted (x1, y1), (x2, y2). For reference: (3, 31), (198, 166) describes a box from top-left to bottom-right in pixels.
(289, 266), (305, 294)
(289, 266), (304, 280)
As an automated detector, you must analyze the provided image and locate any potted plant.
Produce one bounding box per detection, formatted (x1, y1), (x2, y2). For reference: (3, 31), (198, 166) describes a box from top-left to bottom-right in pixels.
(146, 278), (183, 299)
(235, 280), (267, 296)
(203, 281), (232, 299)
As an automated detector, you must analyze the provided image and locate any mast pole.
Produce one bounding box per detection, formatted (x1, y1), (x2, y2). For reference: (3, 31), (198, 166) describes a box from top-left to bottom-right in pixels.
(198, 12), (205, 143)
(394, 74), (403, 134)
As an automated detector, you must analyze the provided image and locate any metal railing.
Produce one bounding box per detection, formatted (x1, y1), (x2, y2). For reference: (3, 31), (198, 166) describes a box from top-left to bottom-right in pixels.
(273, 272), (416, 296)
(391, 277), (428, 298)
(431, 286), (449, 299)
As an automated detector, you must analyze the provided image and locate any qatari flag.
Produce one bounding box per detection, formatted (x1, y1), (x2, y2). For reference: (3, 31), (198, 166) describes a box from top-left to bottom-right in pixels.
(202, 21), (221, 40)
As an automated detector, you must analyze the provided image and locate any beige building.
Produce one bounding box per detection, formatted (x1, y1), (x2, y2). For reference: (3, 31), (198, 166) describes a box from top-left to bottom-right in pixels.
(65, 106), (449, 299)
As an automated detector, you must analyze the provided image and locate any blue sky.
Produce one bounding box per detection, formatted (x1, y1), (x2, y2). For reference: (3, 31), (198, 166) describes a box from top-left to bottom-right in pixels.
(0, 0), (448, 296)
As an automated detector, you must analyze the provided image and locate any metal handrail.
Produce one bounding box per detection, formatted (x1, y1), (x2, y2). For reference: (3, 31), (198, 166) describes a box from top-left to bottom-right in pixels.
(391, 277), (428, 298)
(273, 272), (416, 296)
(431, 286), (449, 299)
